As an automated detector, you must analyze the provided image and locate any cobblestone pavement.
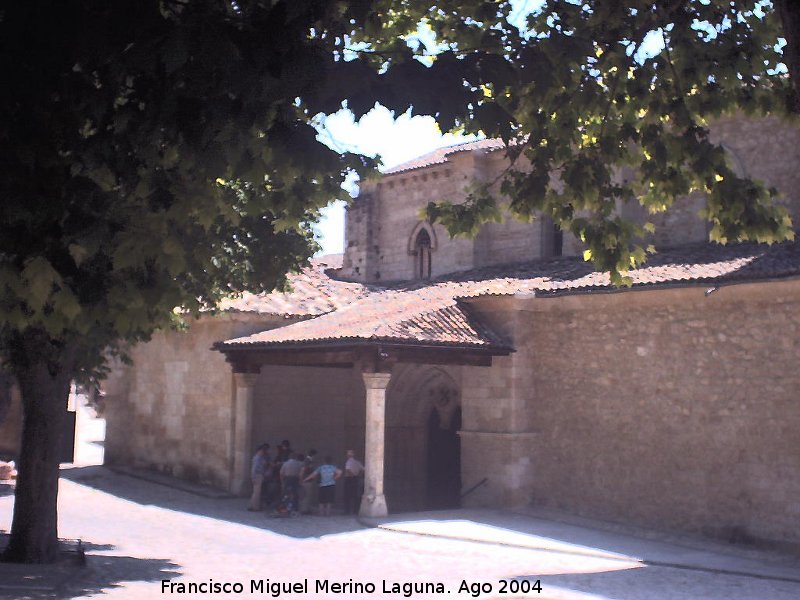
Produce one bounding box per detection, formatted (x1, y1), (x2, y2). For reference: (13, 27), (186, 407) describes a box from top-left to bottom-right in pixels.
(1, 407), (799, 599)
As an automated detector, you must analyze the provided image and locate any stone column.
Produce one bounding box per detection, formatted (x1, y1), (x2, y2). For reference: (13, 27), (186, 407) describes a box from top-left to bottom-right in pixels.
(231, 372), (259, 496)
(360, 371), (392, 517)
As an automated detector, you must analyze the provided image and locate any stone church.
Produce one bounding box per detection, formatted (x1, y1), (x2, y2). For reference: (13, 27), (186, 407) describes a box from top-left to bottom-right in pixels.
(101, 114), (800, 549)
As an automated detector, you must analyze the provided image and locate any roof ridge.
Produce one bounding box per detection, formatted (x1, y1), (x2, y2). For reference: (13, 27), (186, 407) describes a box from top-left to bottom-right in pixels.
(382, 138), (506, 175)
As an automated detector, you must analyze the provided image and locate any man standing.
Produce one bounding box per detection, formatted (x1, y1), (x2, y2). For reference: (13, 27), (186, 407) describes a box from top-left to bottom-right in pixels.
(248, 444), (269, 511)
(280, 452), (304, 513)
(300, 449), (318, 515)
(344, 449), (364, 515)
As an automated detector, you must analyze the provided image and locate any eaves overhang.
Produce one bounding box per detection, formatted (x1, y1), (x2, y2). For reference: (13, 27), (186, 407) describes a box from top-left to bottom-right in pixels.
(213, 339), (514, 373)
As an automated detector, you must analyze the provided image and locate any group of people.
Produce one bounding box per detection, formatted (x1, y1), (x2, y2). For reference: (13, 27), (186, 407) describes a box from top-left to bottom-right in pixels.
(248, 440), (365, 517)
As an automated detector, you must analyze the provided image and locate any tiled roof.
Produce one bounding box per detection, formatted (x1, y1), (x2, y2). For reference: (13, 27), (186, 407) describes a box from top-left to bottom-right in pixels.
(382, 139), (508, 175)
(444, 239), (800, 294)
(221, 285), (508, 349)
(218, 240), (800, 350)
(217, 255), (370, 317)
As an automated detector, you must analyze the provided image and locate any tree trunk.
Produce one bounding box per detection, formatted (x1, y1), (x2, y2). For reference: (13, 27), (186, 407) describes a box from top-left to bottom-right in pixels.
(2, 336), (73, 564)
(776, 0), (800, 113)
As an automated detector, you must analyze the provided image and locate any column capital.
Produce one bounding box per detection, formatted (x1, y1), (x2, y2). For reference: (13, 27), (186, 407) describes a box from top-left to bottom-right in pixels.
(362, 371), (392, 390)
(233, 372), (259, 387)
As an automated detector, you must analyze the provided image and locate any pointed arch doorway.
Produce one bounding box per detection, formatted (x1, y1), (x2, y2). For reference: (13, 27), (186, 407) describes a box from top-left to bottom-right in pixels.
(426, 404), (462, 509)
(385, 366), (462, 512)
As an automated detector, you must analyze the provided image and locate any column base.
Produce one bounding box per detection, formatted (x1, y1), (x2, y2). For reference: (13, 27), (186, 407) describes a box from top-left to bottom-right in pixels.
(359, 493), (388, 517)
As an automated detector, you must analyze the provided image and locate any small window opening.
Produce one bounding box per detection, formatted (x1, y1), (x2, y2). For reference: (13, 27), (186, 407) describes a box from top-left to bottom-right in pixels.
(414, 229), (432, 280)
(552, 223), (563, 257)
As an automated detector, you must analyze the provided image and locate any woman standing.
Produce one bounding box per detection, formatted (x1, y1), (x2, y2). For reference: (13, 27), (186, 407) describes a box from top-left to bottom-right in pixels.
(304, 455), (341, 516)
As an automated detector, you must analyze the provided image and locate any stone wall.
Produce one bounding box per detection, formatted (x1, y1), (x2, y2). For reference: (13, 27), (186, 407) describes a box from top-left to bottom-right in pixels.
(711, 115), (800, 226)
(646, 116), (800, 248)
(459, 304), (537, 508)
(250, 365), (365, 472)
(461, 281), (800, 547)
(349, 154), (479, 283)
(342, 150), (573, 283)
(104, 313), (288, 489)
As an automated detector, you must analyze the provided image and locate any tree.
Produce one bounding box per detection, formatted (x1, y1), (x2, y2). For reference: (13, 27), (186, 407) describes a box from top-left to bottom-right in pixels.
(427, 0), (800, 283)
(0, 0), (513, 563)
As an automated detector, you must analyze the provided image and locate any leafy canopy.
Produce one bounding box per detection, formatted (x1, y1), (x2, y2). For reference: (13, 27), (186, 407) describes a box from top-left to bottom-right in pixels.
(2, 0), (795, 374)
(425, 0), (797, 284)
(0, 0), (514, 375)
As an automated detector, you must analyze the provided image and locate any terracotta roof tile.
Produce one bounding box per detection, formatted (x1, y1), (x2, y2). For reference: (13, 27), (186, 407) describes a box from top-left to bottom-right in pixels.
(217, 255), (371, 317)
(218, 240), (800, 350)
(382, 139), (508, 175)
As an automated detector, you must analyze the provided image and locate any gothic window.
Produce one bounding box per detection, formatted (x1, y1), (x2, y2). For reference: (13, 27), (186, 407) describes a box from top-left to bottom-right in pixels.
(541, 217), (563, 258)
(551, 222), (563, 257)
(553, 223), (564, 256)
(414, 228), (432, 280)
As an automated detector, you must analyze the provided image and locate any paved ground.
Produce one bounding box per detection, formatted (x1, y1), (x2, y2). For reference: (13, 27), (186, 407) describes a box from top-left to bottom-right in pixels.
(1, 402), (799, 599)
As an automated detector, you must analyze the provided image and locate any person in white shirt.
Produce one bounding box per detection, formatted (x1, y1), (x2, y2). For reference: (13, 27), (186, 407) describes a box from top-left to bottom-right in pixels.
(343, 449), (364, 515)
(280, 453), (304, 512)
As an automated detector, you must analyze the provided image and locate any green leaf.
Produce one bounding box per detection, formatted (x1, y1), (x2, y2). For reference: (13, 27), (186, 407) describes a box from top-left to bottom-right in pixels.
(54, 288), (82, 321)
(68, 244), (90, 266)
(20, 257), (61, 312)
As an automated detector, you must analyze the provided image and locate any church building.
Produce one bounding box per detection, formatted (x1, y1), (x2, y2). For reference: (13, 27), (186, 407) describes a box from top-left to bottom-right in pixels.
(102, 115), (800, 549)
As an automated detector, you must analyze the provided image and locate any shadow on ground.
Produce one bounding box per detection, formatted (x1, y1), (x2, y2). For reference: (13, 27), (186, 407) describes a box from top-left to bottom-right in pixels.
(0, 555), (180, 600)
(60, 465), (365, 539)
(0, 534), (180, 600)
(66, 554), (180, 599)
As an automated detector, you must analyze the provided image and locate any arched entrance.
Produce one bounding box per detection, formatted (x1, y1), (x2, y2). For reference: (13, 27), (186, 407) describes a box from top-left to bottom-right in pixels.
(385, 366), (462, 511)
(426, 405), (461, 509)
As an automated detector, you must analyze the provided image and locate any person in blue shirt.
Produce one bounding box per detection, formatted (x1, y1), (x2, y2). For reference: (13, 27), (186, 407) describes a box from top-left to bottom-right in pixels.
(303, 455), (342, 516)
